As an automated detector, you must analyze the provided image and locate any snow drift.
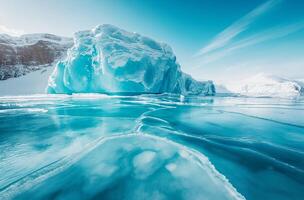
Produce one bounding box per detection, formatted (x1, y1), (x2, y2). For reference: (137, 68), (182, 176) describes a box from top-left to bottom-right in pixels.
(0, 66), (54, 96)
(47, 24), (215, 95)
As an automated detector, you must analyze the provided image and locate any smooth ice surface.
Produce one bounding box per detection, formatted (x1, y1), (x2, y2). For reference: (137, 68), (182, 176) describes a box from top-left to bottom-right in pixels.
(47, 24), (215, 95)
(0, 94), (304, 200)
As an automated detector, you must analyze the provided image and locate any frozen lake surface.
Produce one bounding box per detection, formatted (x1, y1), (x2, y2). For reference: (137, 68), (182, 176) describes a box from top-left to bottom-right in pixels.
(0, 94), (303, 200)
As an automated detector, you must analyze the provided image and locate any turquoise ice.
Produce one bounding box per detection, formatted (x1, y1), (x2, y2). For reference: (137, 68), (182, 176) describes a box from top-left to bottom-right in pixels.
(47, 25), (215, 95)
(0, 94), (304, 200)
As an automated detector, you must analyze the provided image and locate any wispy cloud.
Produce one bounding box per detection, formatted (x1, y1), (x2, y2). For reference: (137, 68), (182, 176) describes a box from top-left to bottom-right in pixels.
(228, 21), (304, 51)
(195, 0), (281, 57)
(0, 24), (24, 36)
(196, 21), (304, 65)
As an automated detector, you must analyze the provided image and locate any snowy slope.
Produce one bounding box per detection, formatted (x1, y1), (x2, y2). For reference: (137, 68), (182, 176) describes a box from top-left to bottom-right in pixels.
(227, 74), (304, 97)
(0, 65), (54, 96)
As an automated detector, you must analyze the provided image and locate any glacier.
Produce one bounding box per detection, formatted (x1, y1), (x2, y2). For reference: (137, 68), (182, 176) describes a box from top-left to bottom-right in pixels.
(47, 24), (215, 95)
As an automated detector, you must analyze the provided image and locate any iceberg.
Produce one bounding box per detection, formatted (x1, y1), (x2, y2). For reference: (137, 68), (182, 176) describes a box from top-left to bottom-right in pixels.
(47, 24), (215, 95)
(227, 73), (304, 97)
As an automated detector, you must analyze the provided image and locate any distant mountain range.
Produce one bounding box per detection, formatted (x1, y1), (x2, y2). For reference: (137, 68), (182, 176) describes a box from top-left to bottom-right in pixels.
(0, 33), (72, 80)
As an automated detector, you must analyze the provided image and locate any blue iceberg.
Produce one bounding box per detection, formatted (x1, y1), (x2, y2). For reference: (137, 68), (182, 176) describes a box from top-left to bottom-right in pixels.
(47, 24), (215, 95)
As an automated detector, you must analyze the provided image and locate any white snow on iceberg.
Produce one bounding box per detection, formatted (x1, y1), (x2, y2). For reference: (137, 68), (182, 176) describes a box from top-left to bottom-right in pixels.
(47, 24), (215, 95)
(227, 73), (304, 97)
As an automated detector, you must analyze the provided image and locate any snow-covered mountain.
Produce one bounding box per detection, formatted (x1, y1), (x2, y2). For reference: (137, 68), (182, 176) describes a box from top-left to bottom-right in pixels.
(0, 33), (73, 80)
(227, 74), (304, 97)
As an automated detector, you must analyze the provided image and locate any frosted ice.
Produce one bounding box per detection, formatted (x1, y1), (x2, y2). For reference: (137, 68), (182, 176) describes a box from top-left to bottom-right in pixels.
(47, 24), (215, 95)
(133, 151), (156, 168)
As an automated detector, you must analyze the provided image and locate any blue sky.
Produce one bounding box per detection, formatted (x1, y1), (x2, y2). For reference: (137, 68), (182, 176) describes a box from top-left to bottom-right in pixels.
(0, 0), (303, 83)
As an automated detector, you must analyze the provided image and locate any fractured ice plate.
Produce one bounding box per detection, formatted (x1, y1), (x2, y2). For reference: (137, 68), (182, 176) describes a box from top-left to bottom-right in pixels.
(7, 134), (244, 200)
